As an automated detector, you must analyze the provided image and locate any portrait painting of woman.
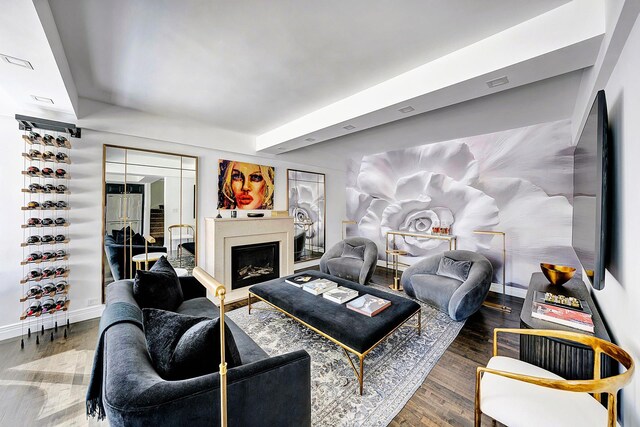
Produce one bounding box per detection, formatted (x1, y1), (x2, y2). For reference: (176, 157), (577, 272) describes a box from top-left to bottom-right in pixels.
(218, 159), (275, 210)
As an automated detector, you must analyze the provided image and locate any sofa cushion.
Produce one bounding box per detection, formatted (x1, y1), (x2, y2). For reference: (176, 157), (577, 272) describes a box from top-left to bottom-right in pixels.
(142, 308), (242, 380)
(175, 297), (269, 365)
(133, 256), (183, 311)
(341, 243), (366, 260)
(409, 273), (462, 312)
(436, 256), (472, 282)
(326, 257), (364, 282)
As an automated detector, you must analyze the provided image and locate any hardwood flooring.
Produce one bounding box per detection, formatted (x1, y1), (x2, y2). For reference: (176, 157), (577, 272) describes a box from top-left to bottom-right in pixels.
(0, 267), (523, 426)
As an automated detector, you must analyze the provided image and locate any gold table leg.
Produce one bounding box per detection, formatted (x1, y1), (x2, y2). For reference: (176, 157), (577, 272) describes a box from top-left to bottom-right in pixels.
(341, 348), (365, 395)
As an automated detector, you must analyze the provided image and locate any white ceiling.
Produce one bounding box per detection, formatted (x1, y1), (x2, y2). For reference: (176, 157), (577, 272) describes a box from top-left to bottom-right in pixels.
(0, 0), (606, 158)
(47, 0), (569, 134)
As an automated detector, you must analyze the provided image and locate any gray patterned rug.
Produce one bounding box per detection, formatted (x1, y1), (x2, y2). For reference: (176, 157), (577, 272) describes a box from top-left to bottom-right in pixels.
(226, 285), (465, 426)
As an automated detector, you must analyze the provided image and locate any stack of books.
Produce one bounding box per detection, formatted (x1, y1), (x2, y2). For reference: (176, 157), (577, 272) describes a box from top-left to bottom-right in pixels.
(347, 294), (391, 317)
(284, 274), (315, 287)
(531, 292), (594, 333)
(323, 287), (359, 304)
(302, 278), (338, 295)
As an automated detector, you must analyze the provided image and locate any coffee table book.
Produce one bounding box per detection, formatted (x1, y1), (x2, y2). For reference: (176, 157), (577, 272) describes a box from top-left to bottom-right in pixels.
(323, 287), (359, 304)
(531, 301), (594, 333)
(285, 274), (315, 287)
(302, 278), (338, 295)
(347, 294), (391, 317)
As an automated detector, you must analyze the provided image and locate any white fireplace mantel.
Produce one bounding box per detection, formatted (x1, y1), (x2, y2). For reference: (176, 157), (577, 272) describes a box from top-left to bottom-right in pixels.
(204, 217), (295, 305)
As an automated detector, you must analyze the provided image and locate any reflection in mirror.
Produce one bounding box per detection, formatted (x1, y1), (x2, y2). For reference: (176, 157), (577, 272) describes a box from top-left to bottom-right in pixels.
(103, 146), (197, 299)
(287, 169), (325, 262)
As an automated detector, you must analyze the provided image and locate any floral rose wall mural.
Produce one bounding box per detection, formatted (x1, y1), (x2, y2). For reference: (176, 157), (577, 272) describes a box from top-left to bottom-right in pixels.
(346, 120), (579, 288)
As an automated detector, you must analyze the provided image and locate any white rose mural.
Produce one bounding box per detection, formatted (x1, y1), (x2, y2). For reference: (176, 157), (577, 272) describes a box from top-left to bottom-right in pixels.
(346, 119), (578, 287)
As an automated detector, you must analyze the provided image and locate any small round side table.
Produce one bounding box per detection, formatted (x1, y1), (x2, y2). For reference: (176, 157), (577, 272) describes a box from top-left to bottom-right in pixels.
(385, 249), (407, 291)
(131, 252), (166, 271)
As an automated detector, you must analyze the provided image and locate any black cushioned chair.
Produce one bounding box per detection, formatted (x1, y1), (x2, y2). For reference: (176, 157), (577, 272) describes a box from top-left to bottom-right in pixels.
(319, 237), (378, 285)
(104, 234), (167, 281)
(102, 277), (312, 426)
(400, 250), (493, 321)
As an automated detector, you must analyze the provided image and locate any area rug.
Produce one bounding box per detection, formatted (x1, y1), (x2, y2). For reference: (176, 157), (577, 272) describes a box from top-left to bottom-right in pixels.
(226, 285), (465, 426)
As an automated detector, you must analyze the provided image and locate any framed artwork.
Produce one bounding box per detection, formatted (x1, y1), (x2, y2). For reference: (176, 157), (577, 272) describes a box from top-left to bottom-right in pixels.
(287, 169), (326, 262)
(218, 159), (275, 210)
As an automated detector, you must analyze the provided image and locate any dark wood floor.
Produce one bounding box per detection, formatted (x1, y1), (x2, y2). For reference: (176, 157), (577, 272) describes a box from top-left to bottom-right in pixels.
(0, 266), (523, 426)
(387, 287), (522, 426)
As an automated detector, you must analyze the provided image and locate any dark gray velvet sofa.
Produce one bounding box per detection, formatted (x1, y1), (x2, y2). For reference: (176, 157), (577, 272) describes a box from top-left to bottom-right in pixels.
(104, 234), (167, 281)
(400, 250), (493, 321)
(319, 237), (378, 285)
(102, 277), (311, 426)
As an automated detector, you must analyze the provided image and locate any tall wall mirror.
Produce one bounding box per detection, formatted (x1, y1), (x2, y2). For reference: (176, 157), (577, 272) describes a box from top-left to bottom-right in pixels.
(102, 145), (198, 299)
(287, 169), (325, 262)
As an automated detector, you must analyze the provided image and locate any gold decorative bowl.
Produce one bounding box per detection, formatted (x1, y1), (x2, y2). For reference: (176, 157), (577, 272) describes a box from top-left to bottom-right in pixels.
(540, 263), (576, 286)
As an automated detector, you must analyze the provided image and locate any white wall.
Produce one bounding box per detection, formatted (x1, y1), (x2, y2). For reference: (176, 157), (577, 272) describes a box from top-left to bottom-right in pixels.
(587, 11), (640, 426)
(0, 116), (345, 340)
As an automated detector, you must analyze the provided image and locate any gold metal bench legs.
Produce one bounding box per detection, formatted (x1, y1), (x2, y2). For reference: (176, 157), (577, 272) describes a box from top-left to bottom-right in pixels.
(342, 348), (365, 396)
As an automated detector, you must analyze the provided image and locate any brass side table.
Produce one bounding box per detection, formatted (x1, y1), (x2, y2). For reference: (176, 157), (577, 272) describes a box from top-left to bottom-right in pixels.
(386, 249), (407, 291)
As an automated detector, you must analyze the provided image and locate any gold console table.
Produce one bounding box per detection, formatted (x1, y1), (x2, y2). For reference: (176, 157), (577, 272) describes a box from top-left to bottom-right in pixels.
(385, 231), (457, 270)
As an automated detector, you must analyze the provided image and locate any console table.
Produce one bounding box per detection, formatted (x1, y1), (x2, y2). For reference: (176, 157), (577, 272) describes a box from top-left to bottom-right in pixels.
(520, 273), (615, 382)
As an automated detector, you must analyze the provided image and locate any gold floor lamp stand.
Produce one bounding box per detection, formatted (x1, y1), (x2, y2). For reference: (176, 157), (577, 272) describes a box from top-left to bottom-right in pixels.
(474, 230), (511, 314)
(386, 249), (407, 291)
(193, 267), (228, 427)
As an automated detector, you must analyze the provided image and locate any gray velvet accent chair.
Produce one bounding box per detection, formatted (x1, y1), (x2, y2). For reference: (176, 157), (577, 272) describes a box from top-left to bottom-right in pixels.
(400, 250), (493, 321)
(319, 237), (378, 285)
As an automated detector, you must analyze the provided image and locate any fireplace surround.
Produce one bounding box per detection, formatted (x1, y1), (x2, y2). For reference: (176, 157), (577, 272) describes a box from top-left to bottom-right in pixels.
(204, 216), (295, 304)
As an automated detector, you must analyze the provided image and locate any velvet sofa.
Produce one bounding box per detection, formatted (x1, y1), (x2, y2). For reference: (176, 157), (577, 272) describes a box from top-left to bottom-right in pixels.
(104, 234), (167, 281)
(102, 277), (312, 426)
(319, 237), (378, 285)
(400, 250), (493, 321)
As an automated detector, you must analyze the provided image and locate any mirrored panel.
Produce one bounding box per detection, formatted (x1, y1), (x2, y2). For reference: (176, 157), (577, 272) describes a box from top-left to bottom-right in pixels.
(102, 146), (198, 299)
(287, 169), (325, 262)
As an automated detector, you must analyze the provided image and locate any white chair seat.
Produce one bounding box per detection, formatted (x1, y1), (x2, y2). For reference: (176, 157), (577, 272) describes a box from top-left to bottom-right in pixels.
(480, 356), (617, 427)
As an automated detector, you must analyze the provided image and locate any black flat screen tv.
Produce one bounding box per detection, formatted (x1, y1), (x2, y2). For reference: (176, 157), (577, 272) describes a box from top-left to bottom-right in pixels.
(572, 90), (609, 290)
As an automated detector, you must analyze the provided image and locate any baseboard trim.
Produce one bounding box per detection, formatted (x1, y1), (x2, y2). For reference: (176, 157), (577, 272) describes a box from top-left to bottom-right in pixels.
(490, 283), (527, 299)
(0, 304), (104, 342)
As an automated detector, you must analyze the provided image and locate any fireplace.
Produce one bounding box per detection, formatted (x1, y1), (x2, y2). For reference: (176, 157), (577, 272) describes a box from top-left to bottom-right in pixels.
(231, 241), (280, 289)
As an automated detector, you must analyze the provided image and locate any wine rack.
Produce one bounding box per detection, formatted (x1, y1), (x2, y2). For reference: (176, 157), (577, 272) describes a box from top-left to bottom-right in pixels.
(19, 129), (73, 348)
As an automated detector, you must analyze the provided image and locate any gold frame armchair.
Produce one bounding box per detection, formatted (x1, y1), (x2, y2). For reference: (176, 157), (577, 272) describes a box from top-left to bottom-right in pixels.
(475, 328), (634, 427)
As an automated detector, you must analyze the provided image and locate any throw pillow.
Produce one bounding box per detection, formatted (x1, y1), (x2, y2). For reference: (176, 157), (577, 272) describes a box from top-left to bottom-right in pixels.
(143, 308), (242, 380)
(133, 256), (184, 311)
(341, 243), (366, 260)
(436, 256), (472, 282)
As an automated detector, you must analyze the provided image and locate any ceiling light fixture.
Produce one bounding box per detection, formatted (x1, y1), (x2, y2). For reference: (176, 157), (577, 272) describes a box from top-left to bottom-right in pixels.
(399, 106), (415, 113)
(304, 137), (316, 142)
(1, 54), (34, 70)
(31, 95), (54, 104)
(486, 76), (509, 88)
(343, 125), (356, 130)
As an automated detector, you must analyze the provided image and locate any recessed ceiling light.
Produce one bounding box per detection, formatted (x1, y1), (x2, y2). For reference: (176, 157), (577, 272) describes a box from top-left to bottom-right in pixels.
(1, 53), (33, 70)
(343, 125), (356, 130)
(31, 95), (54, 104)
(486, 76), (509, 88)
(399, 106), (415, 113)
(304, 137), (316, 142)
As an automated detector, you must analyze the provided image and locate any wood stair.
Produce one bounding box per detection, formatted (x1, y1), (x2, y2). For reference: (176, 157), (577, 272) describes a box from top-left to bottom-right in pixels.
(150, 207), (164, 245)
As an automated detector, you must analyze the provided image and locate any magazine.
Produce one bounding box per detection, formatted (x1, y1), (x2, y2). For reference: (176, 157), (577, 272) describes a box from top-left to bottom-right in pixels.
(323, 287), (359, 304)
(347, 294), (391, 317)
(284, 274), (315, 288)
(531, 301), (594, 333)
(302, 278), (338, 295)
